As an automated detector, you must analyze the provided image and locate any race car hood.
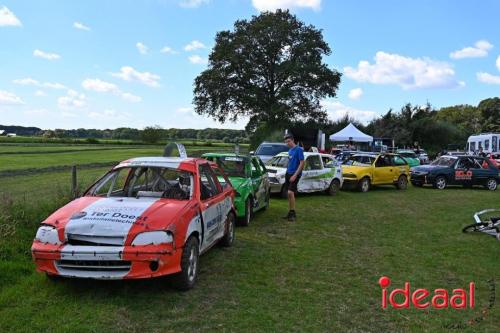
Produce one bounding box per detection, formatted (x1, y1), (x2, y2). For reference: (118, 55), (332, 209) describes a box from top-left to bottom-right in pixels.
(411, 164), (448, 173)
(43, 196), (189, 242)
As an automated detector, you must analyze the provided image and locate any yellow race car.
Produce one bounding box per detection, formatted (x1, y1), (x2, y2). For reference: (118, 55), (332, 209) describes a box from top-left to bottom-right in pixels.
(341, 153), (410, 192)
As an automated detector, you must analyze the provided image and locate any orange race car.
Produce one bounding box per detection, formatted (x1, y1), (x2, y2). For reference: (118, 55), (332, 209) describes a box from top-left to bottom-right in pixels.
(32, 156), (236, 290)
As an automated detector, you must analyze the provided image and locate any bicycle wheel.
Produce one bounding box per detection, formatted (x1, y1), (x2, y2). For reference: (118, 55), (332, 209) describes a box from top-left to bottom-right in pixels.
(462, 222), (490, 234)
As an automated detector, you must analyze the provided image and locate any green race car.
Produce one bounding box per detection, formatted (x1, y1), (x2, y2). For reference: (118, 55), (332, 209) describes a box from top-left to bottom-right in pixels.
(396, 150), (421, 168)
(202, 153), (270, 226)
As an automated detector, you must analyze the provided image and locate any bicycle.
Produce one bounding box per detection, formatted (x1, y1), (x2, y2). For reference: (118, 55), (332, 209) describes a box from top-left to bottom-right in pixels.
(462, 209), (500, 240)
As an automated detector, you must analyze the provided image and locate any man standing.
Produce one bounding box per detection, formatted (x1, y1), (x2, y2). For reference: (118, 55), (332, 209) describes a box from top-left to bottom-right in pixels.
(283, 133), (304, 222)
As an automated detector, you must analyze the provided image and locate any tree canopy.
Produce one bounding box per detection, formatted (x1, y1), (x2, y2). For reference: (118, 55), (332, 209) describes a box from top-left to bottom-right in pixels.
(193, 10), (341, 132)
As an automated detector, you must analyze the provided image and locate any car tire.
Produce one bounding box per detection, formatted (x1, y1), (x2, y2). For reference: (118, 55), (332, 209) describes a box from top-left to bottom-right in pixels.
(238, 197), (253, 227)
(327, 179), (340, 196)
(396, 175), (408, 190)
(485, 178), (498, 191)
(172, 236), (199, 291)
(280, 184), (288, 199)
(262, 190), (270, 211)
(411, 181), (423, 187)
(357, 177), (371, 193)
(220, 211), (236, 247)
(433, 176), (447, 190)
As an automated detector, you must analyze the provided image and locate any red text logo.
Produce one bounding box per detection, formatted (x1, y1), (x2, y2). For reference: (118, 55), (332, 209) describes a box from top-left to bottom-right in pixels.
(379, 276), (475, 309)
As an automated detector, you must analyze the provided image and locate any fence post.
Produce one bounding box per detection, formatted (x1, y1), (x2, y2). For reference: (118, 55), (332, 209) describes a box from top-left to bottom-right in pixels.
(71, 165), (78, 199)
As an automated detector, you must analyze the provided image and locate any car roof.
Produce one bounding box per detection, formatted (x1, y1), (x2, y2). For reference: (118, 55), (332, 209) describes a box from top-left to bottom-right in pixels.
(202, 152), (250, 159)
(115, 156), (203, 170)
(259, 142), (287, 146)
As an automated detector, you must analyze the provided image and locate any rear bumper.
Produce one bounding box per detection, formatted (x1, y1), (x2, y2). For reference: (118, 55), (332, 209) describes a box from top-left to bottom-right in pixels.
(31, 241), (182, 279)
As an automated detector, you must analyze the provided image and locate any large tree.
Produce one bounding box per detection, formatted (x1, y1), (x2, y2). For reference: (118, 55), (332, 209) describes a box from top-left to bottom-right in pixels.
(193, 10), (341, 132)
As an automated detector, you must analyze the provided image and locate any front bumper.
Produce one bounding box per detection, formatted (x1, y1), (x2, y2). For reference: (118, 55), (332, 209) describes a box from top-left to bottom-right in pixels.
(341, 178), (359, 189)
(410, 173), (432, 184)
(31, 241), (182, 279)
(268, 176), (284, 193)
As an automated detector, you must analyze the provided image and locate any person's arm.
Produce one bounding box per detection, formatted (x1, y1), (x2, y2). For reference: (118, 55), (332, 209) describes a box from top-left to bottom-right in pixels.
(290, 150), (305, 182)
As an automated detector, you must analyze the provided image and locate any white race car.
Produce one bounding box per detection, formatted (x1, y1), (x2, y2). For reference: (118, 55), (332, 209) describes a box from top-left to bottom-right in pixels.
(266, 152), (343, 197)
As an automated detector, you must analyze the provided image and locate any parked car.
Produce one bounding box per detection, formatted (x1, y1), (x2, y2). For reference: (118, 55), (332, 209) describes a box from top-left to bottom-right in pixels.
(202, 153), (270, 226)
(341, 153), (410, 192)
(335, 150), (359, 163)
(396, 150), (421, 167)
(31, 156), (236, 290)
(414, 149), (429, 164)
(410, 155), (499, 190)
(252, 142), (289, 163)
(266, 152), (343, 197)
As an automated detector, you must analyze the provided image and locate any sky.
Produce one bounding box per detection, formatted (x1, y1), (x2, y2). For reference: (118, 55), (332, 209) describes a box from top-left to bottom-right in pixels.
(0, 0), (499, 130)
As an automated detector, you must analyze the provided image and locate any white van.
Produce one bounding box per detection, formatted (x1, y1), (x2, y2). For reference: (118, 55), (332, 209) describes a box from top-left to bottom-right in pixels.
(467, 133), (500, 154)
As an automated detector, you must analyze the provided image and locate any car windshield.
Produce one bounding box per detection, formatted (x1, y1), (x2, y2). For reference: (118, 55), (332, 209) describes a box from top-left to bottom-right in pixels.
(256, 144), (288, 156)
(209, 156), (247, 178)
(266, 155), (289, 168)
(431, 157), (456, 167)
(86, 166), (192, 200)
(344, 155), (375, 166)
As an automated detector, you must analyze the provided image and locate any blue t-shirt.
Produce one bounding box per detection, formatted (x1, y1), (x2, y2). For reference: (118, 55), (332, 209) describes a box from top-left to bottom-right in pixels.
(287, 146), (304, 175)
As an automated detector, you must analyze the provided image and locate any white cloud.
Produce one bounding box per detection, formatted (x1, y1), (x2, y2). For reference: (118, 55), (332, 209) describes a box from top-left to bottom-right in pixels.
(0, 90), (24, 104)
(450, 40), (493, 59)
(188, 55), (207, 64)
(252, 0), (321, 11)
(81, 78), (142, 102)
(344, 51), (464, 90)
(111, 66), (161, 87)
(34, 90), (46, 97)
(136, 42), (148, 55)
(58, 90), (86, 109)
(13, 77), (66, 90)
(321, 100), (377, 124)
(89, 109), (131, 120)
(496, 56), (500, 71)
(179, 0), (209, 8)
(73, 22), (91, 31)
(0, 6), (21, 27)
(33, 49), (61, 60)
(348, 88), (363, 100)
(121, 92), (142, 102)
(25, 108), (50, 116)
(160, 46), (177, 54)
(184, 40), (206, 51)
(477, 72), (500, 85)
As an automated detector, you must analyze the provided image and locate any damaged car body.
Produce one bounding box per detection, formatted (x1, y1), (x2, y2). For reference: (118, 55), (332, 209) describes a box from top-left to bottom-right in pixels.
(31, 157), (236, 290)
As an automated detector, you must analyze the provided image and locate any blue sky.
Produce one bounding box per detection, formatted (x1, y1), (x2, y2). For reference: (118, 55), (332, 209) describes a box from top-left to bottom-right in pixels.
(0, 0), (499, 130)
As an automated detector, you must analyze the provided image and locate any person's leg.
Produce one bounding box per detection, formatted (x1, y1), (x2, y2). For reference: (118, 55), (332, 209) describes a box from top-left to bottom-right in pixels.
(288, 190), (295, 211)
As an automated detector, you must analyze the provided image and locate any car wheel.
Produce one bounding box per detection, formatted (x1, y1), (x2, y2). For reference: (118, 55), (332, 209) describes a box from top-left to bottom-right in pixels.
(396, 175), (408, 190)
(172, 236), (199, 291)
(238, 197), (253, 227)
(220, 211), (236, 247)
(262, 190), (270, 211)
(327, 179), (340, 196)
(280, 184), (288, 199)
(433, 176), (447, 190)
(357, 177), (371, 193)
(485, 178), (497, 191)
(411, 181), (423, 187)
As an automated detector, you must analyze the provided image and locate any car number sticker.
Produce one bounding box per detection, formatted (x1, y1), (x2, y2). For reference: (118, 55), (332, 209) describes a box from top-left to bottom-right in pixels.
(455, 170), (472, 180)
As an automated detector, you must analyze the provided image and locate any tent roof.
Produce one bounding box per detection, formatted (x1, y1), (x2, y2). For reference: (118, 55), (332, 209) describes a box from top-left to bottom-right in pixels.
(329, 123), (373, 142)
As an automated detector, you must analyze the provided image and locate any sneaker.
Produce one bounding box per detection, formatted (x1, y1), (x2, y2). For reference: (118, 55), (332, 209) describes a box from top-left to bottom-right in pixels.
(288, 210), (296, 222)
(282, 211), (291, 220)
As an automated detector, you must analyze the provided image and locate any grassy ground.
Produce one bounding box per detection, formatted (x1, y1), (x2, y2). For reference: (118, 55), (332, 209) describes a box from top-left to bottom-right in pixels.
(0, 184), (499, 332)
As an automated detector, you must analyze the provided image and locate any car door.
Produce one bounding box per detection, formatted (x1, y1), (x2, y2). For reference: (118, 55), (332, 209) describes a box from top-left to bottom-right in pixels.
(373, 155), (393, 184)
(198, 163), (230, 252)
(453, 157), (473, 186)
(470, 157), (492, 186)
(392, 155), (409, 180)
(299, 155), (324, 192)
(257, 158), (270, 203)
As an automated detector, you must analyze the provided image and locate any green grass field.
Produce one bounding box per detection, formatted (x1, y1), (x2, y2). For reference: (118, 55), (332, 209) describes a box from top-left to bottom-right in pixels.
(0, 143), (499, 332)
(0, 187), (499, 332)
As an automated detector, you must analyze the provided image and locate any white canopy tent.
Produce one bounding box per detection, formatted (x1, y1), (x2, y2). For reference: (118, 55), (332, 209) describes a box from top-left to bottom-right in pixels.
(329, 123), (373, 143)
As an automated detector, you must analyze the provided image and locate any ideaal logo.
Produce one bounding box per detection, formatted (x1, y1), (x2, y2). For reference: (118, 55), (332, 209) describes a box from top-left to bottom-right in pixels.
(379, 276), (475, 309)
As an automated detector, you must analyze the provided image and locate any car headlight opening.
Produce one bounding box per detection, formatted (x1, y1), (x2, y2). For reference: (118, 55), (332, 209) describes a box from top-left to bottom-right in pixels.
(132, 231), (173, 246)
(35, 225), (62, 245)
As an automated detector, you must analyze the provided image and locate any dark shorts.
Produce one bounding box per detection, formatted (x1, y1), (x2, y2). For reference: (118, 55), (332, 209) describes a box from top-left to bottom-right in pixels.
(285, 172), (301, 193)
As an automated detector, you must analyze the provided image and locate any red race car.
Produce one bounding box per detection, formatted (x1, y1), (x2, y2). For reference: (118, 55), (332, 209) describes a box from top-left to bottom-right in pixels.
(32, 157), (236, 290)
